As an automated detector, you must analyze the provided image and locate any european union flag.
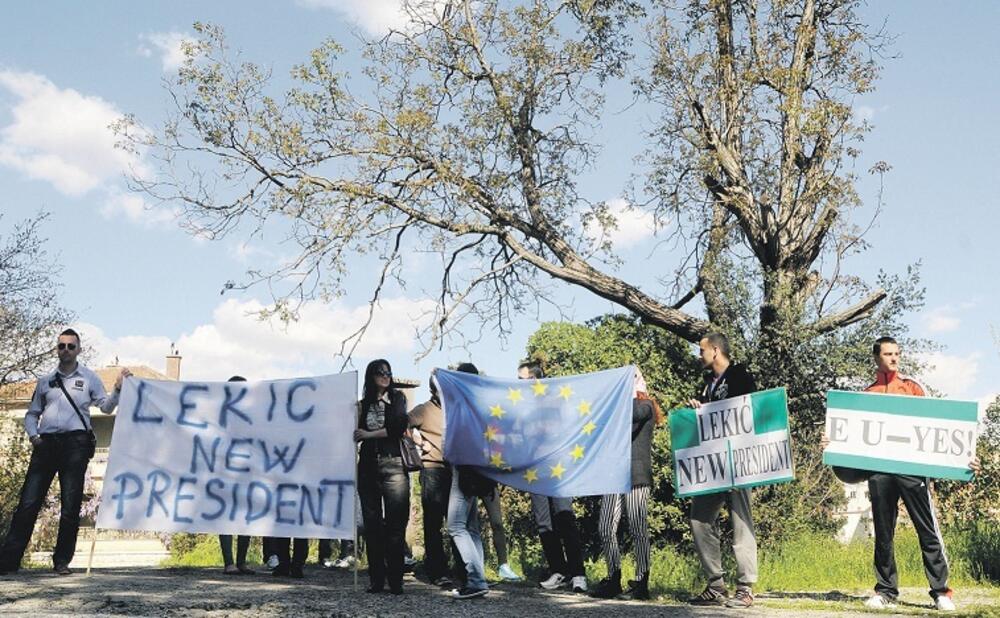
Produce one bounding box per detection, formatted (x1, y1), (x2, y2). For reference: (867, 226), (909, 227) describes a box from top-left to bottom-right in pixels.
(436, 366), (636, 498)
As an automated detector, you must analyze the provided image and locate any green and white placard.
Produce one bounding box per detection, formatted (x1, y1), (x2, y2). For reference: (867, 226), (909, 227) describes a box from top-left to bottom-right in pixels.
(670, 388), (794, 498)
(823, 390), (979, 481)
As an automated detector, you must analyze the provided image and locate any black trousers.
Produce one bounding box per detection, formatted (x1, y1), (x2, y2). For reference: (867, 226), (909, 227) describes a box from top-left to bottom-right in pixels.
(358, 456), (410, 590)
(868, 473), (950, 599)
(420, 466), (463, 582)
(0, 432), (91, 570)
(276, 537), (308, 569)
(219, 535), (250, 567)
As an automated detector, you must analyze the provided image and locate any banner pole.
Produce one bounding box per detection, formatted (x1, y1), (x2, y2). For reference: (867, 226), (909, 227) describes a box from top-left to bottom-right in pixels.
(353, 442), (360, 591)
(85, 528), (97, 576)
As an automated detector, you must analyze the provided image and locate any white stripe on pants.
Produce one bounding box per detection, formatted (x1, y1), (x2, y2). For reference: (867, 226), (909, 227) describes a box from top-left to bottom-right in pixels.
(598, 485), (651, 578)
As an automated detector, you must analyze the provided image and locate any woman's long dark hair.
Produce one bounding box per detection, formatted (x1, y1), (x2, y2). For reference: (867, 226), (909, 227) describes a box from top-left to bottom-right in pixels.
(361, 359), (397, 408)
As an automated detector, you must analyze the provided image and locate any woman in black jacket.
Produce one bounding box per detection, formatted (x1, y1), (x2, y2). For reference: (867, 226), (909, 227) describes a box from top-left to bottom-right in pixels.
(354, 359), (410, 594)
(592, 369), (659, 601)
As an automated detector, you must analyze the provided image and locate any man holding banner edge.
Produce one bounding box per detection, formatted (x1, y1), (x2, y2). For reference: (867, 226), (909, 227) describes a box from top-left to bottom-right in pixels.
(823, 336), (981, 612)
(684, 332), (760, 609)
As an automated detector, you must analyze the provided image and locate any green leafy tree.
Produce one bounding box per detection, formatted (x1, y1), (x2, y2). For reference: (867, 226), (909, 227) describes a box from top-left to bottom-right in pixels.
(514, 315), (699, 560)
(121, 0), (895, 362)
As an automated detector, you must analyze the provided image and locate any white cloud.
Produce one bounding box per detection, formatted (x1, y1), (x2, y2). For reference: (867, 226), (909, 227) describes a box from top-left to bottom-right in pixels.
(0, 70), (139, 196)
(921, 305), (964, 334)
(297, 0), (445, 35)
(76, 296), (437, 381)
(138, 32), (193, 72)
(917, 351), (980, 399)
(100, 190), (180, 228)
(583, 198), (657, 249)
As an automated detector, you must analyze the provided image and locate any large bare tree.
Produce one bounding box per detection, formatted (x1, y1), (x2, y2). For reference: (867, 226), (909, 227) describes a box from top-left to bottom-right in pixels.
(120, 0), (890, 358)
(0, 212), (72, 386)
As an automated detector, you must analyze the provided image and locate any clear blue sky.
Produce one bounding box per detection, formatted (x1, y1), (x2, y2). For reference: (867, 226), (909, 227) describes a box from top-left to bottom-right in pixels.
(1, 1), (996, 408)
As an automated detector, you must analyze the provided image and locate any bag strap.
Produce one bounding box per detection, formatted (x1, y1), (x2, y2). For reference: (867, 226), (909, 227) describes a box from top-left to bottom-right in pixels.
(54, 375), (91, 432)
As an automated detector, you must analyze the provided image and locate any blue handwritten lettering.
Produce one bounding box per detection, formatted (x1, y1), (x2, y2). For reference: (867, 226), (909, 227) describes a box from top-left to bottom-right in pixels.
(177, 384), (209, 429)
(202, 478), (226, 520)
(220, 385), (252, 428)
(225, 438), (253, 472)
(146, 469), (171, 518)
(286, 380), (317, 422)
(258, 438), (307, 473)
(111, 472), (142, 519)
(245, 481), (272, 523)
(131, 381), (162, 424)
(173, 476), (196, 523)
(190, 435), (221, 474)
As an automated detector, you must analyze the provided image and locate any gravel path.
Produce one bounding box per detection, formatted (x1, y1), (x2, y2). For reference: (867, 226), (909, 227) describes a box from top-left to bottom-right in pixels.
(0, 567), (991, 617)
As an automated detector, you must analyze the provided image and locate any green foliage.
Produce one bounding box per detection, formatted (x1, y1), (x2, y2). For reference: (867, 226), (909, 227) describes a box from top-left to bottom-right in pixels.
(935, 397), (1000, 529)
(0, 415), (32, 534)
(521, 314), (700, 560)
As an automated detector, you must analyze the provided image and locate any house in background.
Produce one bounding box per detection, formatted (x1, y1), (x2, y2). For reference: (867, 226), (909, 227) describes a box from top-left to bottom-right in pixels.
(0, 351), (183, 496)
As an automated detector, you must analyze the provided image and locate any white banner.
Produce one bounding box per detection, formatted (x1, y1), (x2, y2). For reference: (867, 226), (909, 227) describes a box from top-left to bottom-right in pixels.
(96, 373), (358, 538)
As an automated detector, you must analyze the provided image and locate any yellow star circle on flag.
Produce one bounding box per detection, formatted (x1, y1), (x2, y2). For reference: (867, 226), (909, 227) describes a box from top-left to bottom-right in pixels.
(484, 426), (499, 442)
(532, 380), (548, 396)
(558, 385), (574, 401)
(577, 400), (591, 416)
(490, 404), (506, 419)
(523, 468), (539, 483)
(582, 421), (597, 436)
(507, 388), (524, 405)
(549, 462), (566, 479)
(570, 444), (585, 461)
(490, 452), (506, 468)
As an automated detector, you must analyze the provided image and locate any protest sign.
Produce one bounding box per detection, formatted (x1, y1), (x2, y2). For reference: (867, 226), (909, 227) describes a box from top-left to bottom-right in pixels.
(96, 373), (357, 538)
(823, 390), (978, 481)
(670, 388), (794, 497)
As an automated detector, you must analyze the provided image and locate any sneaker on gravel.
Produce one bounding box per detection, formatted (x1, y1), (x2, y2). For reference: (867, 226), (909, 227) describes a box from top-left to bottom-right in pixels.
(725, 587), (753, 608)
(452, 586), (489, 599)
(266, 554), (280, 570)
(688, 585), (727, 605)
(571, 576), (588, 593)
(498, 563), (522, 581)
(322, 559), (336, 569)
(539, 573), (566, 590)
(934, 592), (956, 611)
(864, 594), (897, 609)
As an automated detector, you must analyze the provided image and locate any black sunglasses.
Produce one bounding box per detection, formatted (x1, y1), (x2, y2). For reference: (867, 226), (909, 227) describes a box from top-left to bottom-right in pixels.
(57, 343), (77, 351)
(374, 369), (392, 378)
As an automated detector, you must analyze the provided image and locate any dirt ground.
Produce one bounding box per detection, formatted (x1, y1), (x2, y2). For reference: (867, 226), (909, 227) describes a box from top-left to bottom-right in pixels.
(1, 566), (997, 617)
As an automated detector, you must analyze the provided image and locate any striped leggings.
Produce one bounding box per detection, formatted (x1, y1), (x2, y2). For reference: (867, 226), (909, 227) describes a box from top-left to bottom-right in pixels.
(598, 485), (651, 578)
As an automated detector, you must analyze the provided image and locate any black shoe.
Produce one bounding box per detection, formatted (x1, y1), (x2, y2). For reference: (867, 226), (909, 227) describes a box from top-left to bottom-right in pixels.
(621, 575), (650, 601)
(433, 576), (453, 588)
(271, 564), (290, 577)
(452, 586), (488, 599)
(590, 571), (622, 599)
(290, 565), (304, 579)
(366, 583), (384, 593)
(389, 584), (404, 595)
(689, 584), (727, 605)
(54, 563), (72, 576)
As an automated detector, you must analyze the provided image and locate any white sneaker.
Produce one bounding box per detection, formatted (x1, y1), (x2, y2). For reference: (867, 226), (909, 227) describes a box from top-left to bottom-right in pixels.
(266, 554), (280, 570)
(571, 576), (587, 593)
(341, 555), (356, 568)
(935, 594), (956, 611)
(539, 573), (566, 590)
(498, 563), (521, 581)
(322, 559), (336, 569)
(864, 594), (897, 609)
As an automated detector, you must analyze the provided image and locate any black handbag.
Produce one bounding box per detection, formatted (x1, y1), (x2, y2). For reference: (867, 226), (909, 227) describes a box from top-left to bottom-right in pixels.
(399, 430), (423, 472)
(54, 376), (98, 459)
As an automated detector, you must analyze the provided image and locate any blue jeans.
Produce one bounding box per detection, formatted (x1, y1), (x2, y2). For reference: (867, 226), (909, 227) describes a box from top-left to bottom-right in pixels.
(447, 468), (487, 591)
